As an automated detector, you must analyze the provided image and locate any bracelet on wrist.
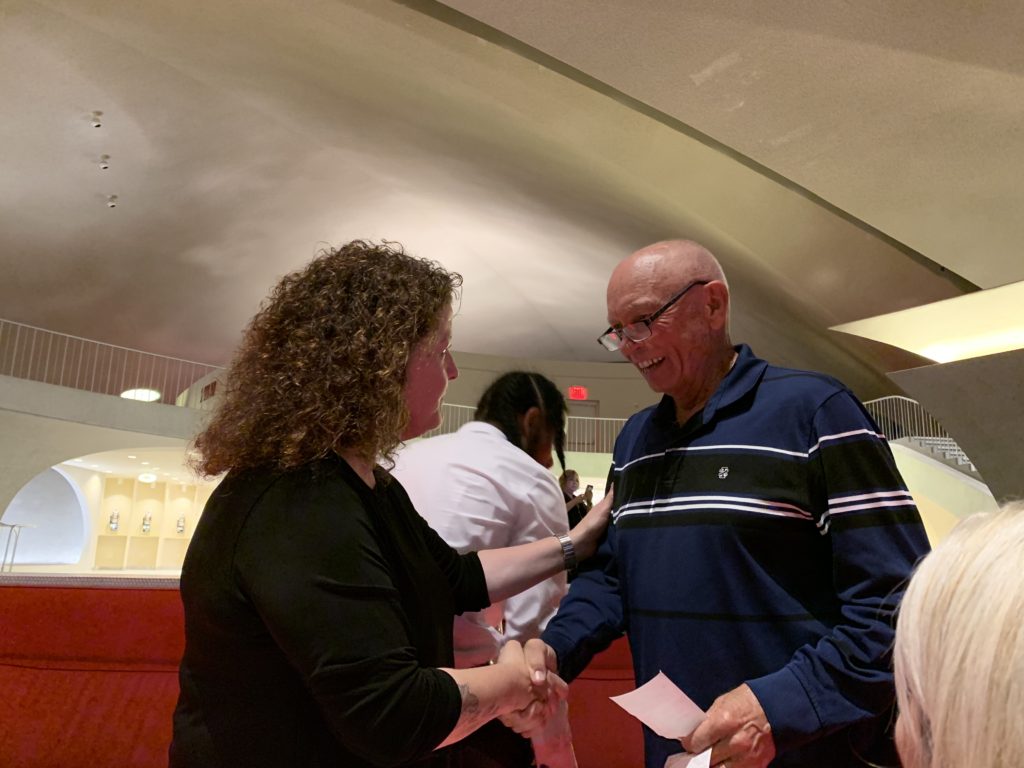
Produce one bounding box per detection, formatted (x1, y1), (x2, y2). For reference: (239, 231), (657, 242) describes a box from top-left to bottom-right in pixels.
(555, 533), (578, 573)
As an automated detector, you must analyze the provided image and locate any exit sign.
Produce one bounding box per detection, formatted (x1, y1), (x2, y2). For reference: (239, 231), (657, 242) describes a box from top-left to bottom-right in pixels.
(567, 385), (589, 401)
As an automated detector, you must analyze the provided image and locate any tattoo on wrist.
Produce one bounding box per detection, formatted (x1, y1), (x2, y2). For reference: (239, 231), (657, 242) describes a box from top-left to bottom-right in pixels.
(458, 683), (481, 715)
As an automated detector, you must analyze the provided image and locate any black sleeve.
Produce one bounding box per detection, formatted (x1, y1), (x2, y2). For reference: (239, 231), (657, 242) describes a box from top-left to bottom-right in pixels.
(233, 476), (463, 766)
(390, 477), (491, 615)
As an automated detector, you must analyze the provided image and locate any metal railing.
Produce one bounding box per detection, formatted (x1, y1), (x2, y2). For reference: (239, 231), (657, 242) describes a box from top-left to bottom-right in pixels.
(19, 319), (973, 467)
(422, 403), (627, 454)
(0, 319), (223, 409)
(421, 404), (477, 439)
(0, 321), (630, 449)
(864, 395), (977, 472)
(566, 414), (627, 454)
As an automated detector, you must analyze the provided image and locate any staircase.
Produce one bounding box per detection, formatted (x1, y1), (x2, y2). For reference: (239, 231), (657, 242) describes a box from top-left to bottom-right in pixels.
(893, 436), (979, 475)
(865, 396), (981, 480)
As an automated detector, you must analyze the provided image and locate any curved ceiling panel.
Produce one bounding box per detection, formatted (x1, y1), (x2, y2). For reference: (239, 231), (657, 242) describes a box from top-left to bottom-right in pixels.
(3, 0), (1008, 401)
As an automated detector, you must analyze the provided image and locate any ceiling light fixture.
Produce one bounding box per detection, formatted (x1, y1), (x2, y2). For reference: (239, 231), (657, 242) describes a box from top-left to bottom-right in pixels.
(138, 472), (158, 483)
(120, 388), (160, 402)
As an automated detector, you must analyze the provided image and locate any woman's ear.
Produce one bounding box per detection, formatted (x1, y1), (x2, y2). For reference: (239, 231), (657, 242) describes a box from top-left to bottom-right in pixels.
(517, 406), (543, 443)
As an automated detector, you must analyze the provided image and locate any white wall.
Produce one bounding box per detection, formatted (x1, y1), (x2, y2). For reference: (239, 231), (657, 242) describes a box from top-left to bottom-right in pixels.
(2, 468), (86, 565)
(891, 442), (998, 544)
(0, 375), (203, 515)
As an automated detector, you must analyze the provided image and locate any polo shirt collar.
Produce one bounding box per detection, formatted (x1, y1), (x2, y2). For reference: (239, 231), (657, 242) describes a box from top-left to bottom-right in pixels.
(652, 344), (767, 427)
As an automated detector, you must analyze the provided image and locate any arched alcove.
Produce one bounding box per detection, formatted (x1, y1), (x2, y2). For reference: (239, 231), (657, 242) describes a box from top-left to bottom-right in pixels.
(1, 468), (88, 565)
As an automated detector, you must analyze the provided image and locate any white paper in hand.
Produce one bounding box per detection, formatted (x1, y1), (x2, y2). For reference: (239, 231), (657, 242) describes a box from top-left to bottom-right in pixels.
(609, 671), (705, 738)
(609, 671), (712, 768)
(663, 749), (712, 768)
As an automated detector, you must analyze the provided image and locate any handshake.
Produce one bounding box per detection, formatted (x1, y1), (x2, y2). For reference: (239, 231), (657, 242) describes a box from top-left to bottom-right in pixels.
(494, 638), (576, 768)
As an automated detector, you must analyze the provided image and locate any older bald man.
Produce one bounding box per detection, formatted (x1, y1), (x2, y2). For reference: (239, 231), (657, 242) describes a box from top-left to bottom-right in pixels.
(542, 240), (929, 768)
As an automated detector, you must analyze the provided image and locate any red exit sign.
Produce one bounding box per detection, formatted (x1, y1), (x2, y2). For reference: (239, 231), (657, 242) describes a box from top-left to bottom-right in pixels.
(567, 385), (589, 401)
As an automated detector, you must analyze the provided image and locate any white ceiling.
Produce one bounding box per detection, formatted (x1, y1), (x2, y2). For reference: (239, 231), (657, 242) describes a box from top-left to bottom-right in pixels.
(60, 446), (201, 487)
(3, 0), (1021, 401)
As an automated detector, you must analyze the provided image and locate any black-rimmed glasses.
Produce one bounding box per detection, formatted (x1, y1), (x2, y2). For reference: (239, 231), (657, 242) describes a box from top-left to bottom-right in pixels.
(597, 280), (710, 351)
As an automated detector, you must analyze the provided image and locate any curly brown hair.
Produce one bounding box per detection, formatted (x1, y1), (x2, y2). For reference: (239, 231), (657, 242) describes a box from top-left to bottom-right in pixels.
(192, 240), (462, 476)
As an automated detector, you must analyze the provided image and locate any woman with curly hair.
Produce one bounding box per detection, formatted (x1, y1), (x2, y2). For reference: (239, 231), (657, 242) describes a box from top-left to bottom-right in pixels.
(169, 241), (611, 768)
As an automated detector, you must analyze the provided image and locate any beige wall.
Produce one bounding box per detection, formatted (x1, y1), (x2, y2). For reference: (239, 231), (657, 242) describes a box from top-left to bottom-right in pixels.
(890, 348), (1024, 503)
(0, 376), (200, 518)
(891, 442), (998, 545)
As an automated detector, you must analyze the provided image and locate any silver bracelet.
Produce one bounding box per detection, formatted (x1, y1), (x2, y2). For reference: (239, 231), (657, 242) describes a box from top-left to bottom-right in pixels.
(555, 533), (578, 573)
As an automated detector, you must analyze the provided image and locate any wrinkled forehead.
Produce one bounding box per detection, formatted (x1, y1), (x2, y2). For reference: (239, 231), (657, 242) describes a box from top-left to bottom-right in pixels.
(607, 271), (682, 324)
(607, 248), (704, 320)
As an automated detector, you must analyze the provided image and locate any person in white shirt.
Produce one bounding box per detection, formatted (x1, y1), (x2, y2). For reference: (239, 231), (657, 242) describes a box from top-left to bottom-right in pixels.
(393, 371), (575, 768)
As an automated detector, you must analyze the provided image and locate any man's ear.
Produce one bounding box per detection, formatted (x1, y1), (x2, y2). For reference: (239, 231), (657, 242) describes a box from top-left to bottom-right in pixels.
(704, 281), (730, 331)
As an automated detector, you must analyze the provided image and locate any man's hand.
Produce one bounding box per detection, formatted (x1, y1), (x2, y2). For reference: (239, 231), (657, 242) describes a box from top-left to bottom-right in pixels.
(680, 684), (776, 768)
(570, 486), (613, 561)
(500, 639), (565, 736)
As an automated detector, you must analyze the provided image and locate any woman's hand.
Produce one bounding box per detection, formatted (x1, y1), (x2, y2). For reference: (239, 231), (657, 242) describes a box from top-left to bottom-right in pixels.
(566, 495), (586, 511)
(499, 639), (567, 735)
(436, 639), (566, 749)
(568, 486), (613, 561)
(492, 640), (539, 712)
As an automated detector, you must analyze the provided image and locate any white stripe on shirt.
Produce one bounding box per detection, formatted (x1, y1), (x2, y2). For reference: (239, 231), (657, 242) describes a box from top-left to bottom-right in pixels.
(615, 497), (814, 522)
(808, 428), (886, 455)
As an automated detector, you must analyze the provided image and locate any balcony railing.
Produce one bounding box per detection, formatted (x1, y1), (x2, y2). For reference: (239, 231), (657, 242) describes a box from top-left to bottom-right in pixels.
(0, 319), (223, 409)
(7, 320), (973, 469)
(421, 404), (478, 439)
(1, 320), (629, 448)
(423, 404), (627, 454)
(864, 395), (978, 474)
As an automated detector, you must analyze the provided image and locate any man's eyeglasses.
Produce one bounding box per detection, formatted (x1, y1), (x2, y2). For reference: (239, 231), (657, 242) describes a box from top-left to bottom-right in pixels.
(597, 280), (710, 351)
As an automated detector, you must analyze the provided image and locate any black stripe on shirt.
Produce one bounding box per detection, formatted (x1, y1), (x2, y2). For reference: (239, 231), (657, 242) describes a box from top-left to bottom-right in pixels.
(631, 607), (817, 623)
(614, 450), (811, 506)
(827, 507), (924, 532)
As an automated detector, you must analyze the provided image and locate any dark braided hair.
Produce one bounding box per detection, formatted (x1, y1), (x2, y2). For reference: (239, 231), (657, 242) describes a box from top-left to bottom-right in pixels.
(474, 371), (567, 470)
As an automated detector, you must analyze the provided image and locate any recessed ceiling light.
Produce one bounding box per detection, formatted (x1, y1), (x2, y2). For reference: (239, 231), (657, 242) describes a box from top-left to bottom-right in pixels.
(138, 472), (158, 483)
(141, 461), (150, 466)
(120, 388), (161, 402)
(127, 455), (137, 459)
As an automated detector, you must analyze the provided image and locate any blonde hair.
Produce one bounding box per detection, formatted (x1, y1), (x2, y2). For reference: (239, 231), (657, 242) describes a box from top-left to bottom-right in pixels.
(894, 501), (1024, 768)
